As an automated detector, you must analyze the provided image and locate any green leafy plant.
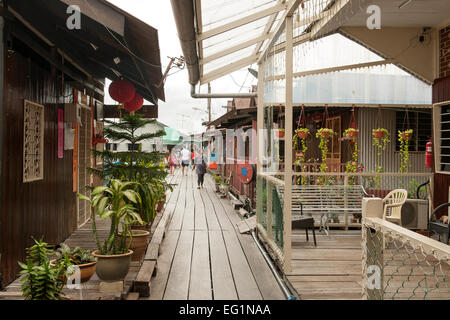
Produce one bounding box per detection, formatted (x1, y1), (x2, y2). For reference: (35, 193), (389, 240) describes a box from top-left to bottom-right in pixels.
(398, 129), (413, 173)
(213, 174), (222, 184)
(77, 180), (143, 255)
(316, 128), (334, 184)
(344, 132), (360, 185)
(343, 128), (359, 140)
(293, 128), (309, 185)
(372, 128), (390, 189)
(54, 244), (95, 265)
(18, 238), (73, 300)
(407, 178), (427, 199)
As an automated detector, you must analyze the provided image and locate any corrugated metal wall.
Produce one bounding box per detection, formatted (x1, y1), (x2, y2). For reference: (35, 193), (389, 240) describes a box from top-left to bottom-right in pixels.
(358, 108), (430, 191)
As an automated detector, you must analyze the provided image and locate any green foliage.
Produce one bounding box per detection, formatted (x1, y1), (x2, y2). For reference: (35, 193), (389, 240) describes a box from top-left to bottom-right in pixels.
(78, 180), (143, 255)
(54, 244), (95, 265)
(407, 178), (427, 199)
(316, 128), (334, 184)
(372, 128), (390, 189)
(18, 238), (72, 300)
(92, 114), (167, 183)
(213, 174), (222, 184)
(293, 128), (309, 185)
(91, 114), (171, 225)
(345, 141), (360, 185)
(398, 129), (413, 173)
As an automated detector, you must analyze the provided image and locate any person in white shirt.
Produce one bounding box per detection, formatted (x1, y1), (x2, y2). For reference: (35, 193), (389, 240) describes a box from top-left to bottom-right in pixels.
(180, 146), (191, 176)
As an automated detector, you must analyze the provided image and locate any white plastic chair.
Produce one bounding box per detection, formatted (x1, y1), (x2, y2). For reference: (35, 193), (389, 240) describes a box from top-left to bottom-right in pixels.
(382, 189), (408, 226)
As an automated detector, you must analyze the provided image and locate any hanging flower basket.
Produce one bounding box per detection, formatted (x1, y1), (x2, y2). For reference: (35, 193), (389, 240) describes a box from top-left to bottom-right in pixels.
(399, 129), (413, 141)
(317, 128), (334, 139)
(276, 129), (285, 138)
(373, 128), (387, 139)
(344, 128), (359, 139)
(295, 128), (309, 139)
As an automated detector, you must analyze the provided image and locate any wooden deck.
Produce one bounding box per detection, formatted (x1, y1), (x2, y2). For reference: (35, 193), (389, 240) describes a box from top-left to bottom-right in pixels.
(286, 230), (363, 300)
(144, 169), (285, 300)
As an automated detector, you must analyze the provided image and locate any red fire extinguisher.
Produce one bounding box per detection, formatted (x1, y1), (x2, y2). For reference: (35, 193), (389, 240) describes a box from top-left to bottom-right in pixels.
(425, 140), (432, 168)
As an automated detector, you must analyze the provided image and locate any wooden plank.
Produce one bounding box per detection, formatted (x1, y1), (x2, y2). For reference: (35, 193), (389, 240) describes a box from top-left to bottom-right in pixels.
(204, 185), (234, 231)
(222, 231), (263, 300)
(188, 231), (212, 300)
(291, 248), (361, 261)
(182, 174), (195, 231)
(167, 176), (187, 231)
(126, 292), (140, 300)
(193, 178), (208, 231)
(133, 260), (157, 297)
(199, 183), (221, 231)
(147, 230), (181, 300)
(163, 230), (195, 300)
(209, 230), (238, 300)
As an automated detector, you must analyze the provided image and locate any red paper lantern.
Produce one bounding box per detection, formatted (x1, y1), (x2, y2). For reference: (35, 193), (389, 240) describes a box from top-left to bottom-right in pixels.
(109, 79), (135, 103)
(124, 93), (144, 112)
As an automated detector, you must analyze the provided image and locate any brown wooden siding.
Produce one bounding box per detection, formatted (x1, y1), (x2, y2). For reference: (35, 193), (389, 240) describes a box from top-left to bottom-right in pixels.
(0, 49), (77, 287)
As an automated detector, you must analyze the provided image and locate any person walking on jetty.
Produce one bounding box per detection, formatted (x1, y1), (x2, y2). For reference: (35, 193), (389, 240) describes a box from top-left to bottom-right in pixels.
(195, 155), (207, 189)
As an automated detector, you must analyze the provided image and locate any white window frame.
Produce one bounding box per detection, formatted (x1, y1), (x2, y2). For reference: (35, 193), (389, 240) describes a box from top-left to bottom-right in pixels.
(433, 100), (450, 175)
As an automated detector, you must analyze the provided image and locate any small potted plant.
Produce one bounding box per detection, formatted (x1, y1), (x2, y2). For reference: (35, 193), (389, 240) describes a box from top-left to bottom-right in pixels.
(213, 174), (222, 192)
(78, 180), (143, 281)
(275, 128), (285, 138)
(53, 244), (97, 283)
(317, 128), (334, 139)
(295, 127), (309, 139)
(373, 128), (388, 139)
(19, 238), (73, 300)
(399, 129), (413, 141)
(344, 128), (359, 140)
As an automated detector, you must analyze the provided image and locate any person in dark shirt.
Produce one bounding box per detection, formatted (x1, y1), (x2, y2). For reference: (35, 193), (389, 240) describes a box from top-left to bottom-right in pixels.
(195, 154), (207, 189)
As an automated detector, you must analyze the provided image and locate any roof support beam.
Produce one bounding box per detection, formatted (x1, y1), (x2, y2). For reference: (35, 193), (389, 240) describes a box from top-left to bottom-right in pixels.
(310, 0), (350, 39)
(253, 0), (286, 56)
(257, 0), (302, 64)
(201, 54), (258, 85)
(197, 2), (286, 41)
(201, 33), (271, 65)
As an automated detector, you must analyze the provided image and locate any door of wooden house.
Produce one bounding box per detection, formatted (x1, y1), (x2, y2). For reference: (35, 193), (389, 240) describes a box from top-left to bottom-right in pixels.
(326, 116), (341, 172)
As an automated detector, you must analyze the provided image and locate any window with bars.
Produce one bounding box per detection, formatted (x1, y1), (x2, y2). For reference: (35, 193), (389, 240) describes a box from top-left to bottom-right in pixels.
(439, 104), (450, 172)
(395, 110), (432, 152)
(105, 143), (117, 151)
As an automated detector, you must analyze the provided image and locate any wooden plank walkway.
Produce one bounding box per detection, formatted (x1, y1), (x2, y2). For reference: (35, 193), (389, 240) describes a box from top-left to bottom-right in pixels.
(144, 169), (285, 300)
(286, 230), (363, 300)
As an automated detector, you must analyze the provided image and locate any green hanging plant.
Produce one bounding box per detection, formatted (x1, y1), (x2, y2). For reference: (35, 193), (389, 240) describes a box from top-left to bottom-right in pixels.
(372, 128), (390, 189)
(316, 128), (334, 184)
(345, 139), (360, 185)
(293, 128), (309, 185)
(398, 129), (413, 173)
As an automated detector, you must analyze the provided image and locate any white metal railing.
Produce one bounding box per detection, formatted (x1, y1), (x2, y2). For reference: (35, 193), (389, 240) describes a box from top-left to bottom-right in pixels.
(362, 216), (450, 300)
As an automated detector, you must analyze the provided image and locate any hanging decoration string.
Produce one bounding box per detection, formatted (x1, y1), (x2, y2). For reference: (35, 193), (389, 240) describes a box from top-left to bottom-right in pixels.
(297, 104), (307, 128)
(349, 104), (357, 129)
(322, 104), (329, 128)
(402, 105), (410, 131)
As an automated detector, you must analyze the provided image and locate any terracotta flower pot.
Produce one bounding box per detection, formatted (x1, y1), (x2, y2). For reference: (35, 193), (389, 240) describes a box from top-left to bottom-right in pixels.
(297, 131), (308, 139)
(50, 260), (97, 283)
(400, 132), (412, 141)
(320, 131), (331, 139)
(122, 230), (150, 262)
(347, 130), (359, 139)
(276, 130), (285, 138)
(156, 201), (165, 212)
(92, 250), (133, 281)
(215, 183), (220, 192)
(373, 130), (385, 139)
(131, 223), (151, 232)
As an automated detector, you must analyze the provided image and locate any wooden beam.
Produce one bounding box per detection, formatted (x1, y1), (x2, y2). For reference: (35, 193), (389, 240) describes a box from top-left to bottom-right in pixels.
(200, 54), (258, 85)
(283, 14), (293, 274)
(310, 0), (351, 39)
(201, 34), (271, 65)
(253, 0), (286, 56)
(194, 0), (204, 78)
(257, 0), (302, 64)
(198, 3), (286, 41)
(264, 59), (395, 81)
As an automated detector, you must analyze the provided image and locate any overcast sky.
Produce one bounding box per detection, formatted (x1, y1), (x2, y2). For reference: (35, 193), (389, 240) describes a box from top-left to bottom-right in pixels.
(106, 0), (257, 135)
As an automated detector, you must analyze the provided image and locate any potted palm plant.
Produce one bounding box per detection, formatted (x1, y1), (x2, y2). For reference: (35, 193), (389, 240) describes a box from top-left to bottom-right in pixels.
(78, 179), (143, 281)
(213, 174), (222, 192)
